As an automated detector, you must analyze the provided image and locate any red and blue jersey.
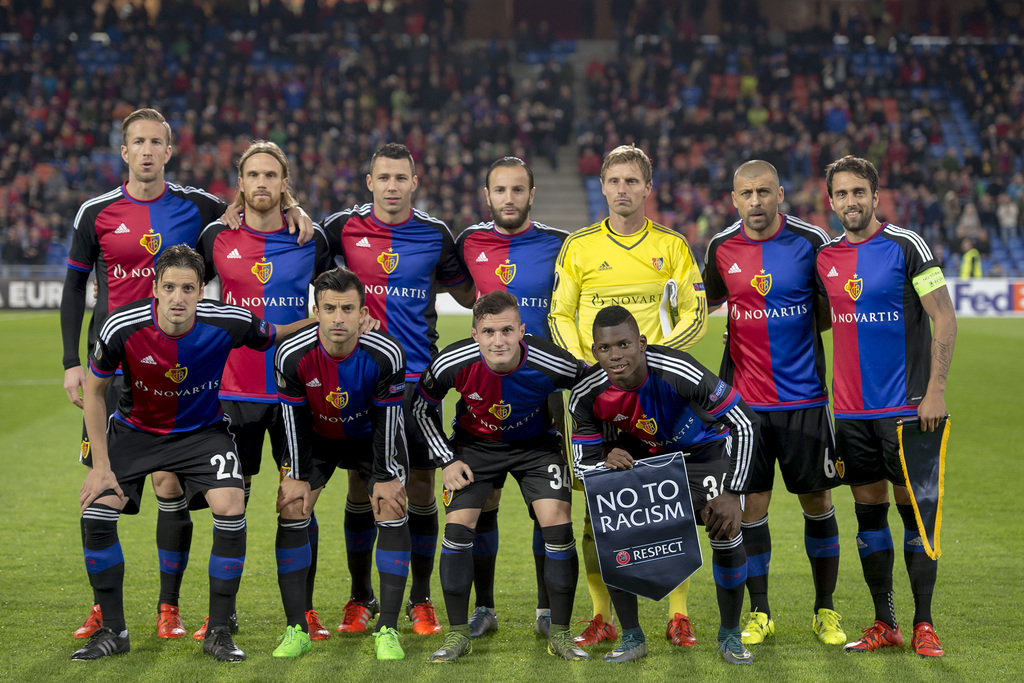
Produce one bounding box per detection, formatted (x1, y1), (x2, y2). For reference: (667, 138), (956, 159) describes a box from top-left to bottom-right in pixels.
(703, 215), (830, 410)
(414, 335), (586, 465)
(569, 345), (759, 493)
(274, 327), (406, 483)
(815, 223), (938, 419)
(198, 218), (331, 402)
(456, 221), (568, 340)
(323, 204), (468, 379)
(90, 299), (275, 435)
(66, 182), (226, 331)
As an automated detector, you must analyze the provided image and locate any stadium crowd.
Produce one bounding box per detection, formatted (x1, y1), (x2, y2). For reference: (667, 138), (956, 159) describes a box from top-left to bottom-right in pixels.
(575, 2), (1024, 273)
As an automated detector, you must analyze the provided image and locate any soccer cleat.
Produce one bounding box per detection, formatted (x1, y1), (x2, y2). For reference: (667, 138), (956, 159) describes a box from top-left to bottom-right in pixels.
(812, 608), (847, 645)
(407, 599), (443, 635)
(336, 597), (380, 633)
(203, 625), (246, 662)
(430, 631), (472, 662)
(272, 625), (312, 658)
(603, 633), (648, 662)
(573, 613), (617, 646)
(468, 606), (498, 638)
(844, 620), (903, 653)
(157, 603), (186, 638)
(535, 609), (551, 637)
(306, 610), (331, 641)
(718, 633), (754, 665)
(548, 629), (590, 660)
(71, 627), (130, 660)
(666, 613), (698, 646)
(912, 622), (944, 657)
(192, 612), (239, 640)
(373, 626), (405, 660)
(74, 604), (103, 639)
(741, 610), (775, 645)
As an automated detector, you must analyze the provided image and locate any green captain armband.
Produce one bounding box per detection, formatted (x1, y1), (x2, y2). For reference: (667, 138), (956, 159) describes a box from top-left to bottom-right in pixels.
(912, 267), (946, 297)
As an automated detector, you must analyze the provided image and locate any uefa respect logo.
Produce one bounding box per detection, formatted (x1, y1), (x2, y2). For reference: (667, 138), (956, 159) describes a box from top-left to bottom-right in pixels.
(611, 538), (688, 567)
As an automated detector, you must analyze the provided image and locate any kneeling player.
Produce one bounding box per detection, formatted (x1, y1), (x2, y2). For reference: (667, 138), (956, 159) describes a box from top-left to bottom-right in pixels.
(74, 245), (310, 662)
(569, 306), (760, 664)
(273, 268), (411, 660)
(413, 292), (588, 662)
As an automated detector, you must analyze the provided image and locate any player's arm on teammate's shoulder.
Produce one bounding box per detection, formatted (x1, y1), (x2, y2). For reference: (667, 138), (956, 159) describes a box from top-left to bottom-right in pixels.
(918, 281), (957, 432)
(80, 372), (123, 511)
(274, 317), (317, 341)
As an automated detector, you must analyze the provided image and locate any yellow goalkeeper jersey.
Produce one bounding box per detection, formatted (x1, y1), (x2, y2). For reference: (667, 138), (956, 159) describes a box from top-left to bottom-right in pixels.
(549, 217), (707, 363)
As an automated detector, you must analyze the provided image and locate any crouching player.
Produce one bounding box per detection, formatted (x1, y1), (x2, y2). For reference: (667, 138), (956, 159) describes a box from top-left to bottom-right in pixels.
(273, 268), (411, 660)
(413, 292), (588, 662)
(74, 245), (311, 662)
(569, 306), (760, 664)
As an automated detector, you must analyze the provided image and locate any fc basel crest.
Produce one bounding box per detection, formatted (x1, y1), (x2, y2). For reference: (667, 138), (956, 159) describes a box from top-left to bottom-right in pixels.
(165, 363), (188, 384)
(251, 257), (273, 284)
(140, 229), (161, 255)
(495, 260), (516, 285)
(636, 416), (658, 435)
(651, 257), (664, 271)
(750, 269), (772, 296)
(835, 457), (845, 479)
(488, 401), (512, 420)
(844, 275), (863, 301)
(326, 388), (349, 410)
(377, 249), (399, 274)
(442, 488), (453, 506)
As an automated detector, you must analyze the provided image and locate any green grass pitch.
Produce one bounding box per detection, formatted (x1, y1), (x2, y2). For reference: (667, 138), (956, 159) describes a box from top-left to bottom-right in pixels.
(1, 310), (1021, 681)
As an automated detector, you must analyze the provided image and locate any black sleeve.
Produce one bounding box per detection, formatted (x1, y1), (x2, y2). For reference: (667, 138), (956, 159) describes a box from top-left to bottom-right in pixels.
(61, 268), (91, 369)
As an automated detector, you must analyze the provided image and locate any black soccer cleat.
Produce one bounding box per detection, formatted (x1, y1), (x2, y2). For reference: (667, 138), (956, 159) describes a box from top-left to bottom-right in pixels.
(71, 627), (130, 660)
(203, 625), (246, 662)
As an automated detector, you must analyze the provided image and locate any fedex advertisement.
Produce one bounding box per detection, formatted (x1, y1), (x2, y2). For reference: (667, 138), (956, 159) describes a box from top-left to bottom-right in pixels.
(947, 278), (1024, 317)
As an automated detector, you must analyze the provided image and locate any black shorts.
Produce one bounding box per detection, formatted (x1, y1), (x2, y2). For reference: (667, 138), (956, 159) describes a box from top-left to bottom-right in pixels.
(744, 406), (839, 495)
(405, 382), (435, 470)
(834, 417), (906, 487)
(106, 418), (244, 515)
(79, 374), (125, 467)
(443, 433), (572, 513)
(222, 399), (286, 477)
(305, 433), (409, 494)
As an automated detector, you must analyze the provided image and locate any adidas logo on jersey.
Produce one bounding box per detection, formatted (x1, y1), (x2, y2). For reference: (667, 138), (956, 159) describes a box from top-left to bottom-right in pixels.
(356, 237), (371, 248)
(613, 413), (629, 422)
(227, 248), (242, 259)
(468, 392), (483, 401)
(827, 266), (839, 278)
(141, 355), (157, 365)
(728, 262), (742, 274)
(475, 251), (489, 263)
(115, 223), (130, 234)
(598, 261), (613, 271)
(306, 378), (322, 388)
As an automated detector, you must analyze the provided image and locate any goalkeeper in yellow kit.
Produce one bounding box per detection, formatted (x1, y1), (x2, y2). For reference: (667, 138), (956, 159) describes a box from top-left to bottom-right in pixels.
(549, 144), (708, 649)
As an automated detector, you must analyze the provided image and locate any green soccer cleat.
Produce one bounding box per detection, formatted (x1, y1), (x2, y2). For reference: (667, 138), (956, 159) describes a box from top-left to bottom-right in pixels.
(468, 606), (498, 638)
(373, 626), (405, 660)
(272, 625), (312, 658)
(548, 629), (590, 660)
(718, 633), (754, 665)
(603, 633), (648, 662)
(812, 608), (847, 645)
(430, 631), (473, 663)
(741, 610), (775, 645)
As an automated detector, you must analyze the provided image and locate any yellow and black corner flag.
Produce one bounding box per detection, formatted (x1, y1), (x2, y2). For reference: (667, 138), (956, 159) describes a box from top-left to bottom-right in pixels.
(897, 416), (950, 560)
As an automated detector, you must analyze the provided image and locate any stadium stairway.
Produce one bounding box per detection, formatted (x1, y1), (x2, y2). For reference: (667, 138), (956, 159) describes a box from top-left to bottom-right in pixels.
(531, 145), (591, 232)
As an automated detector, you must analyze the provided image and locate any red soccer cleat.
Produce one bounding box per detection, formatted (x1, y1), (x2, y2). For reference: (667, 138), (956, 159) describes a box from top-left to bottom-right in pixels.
(193, 616), (210, 641)
(844, 620), (903, 652)
(912, 622), (944, 657)
(74, 604), (103, 639)
(306, 609), (331, 641)
(336, 598), (379, 633)
(666, 612), (698, 646)
(573, 613), (618, 647)
(406, 599), (443, 635)
(157, 603), (186, 638)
